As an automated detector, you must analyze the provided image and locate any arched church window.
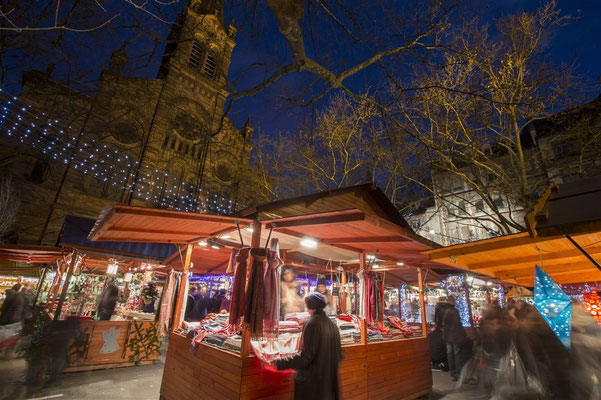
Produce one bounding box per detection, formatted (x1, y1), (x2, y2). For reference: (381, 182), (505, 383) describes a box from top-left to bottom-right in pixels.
(203, 51), (217, 79)
(162, 134), (170, 148)
(188, 41), (205, 71)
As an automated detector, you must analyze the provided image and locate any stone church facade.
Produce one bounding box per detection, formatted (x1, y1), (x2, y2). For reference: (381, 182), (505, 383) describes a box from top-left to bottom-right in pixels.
(1, 0), (253, 245)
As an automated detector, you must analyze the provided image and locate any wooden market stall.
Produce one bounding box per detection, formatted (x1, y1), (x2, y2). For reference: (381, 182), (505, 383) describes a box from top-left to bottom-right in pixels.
(1, 215), (180, 372)
(89, 184), (454, 400)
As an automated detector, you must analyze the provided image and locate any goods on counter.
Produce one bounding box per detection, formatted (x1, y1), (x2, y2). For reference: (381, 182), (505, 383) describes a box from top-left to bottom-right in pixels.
(251, 333), (301, 363)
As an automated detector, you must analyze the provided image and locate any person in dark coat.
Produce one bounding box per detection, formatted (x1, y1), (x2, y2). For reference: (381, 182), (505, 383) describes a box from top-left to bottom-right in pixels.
(184, 287), (197, 320)
(0, 283), (25, 325)
(429, 296), (450, 370)
(442, 296), (467, 380)
(97, 281), (119, 321)
(274, 292), (343, 400)
(434, 296), (451, 331)
(210, 289), (227, 313)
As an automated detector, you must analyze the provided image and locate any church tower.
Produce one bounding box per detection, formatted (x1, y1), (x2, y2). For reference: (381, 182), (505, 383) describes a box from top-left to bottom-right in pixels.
(131, 0), (250, 211)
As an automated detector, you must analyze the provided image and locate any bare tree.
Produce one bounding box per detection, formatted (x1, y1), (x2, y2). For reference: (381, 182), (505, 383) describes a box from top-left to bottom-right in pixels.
(385, 1), (594, 236)
(0, 175), (19, 241)
(250, 93), (393, 199)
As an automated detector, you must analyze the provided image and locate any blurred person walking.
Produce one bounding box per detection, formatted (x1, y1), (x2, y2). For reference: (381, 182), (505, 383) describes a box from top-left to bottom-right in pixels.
(0, 283), (25, 326)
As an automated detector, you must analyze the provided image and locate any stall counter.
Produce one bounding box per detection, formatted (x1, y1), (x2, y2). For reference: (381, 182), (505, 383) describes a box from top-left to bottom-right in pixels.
(160, 332), (431, 400)
(64, 318), (160, 372)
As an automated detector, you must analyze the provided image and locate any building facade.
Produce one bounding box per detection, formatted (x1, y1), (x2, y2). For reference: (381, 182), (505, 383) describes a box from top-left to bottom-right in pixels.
(0, 0), (253, 245)
(407, 95), (601, 246)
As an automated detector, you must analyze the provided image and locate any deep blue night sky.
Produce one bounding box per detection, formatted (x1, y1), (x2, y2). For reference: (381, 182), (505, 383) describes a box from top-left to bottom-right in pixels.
(7, 0), (601, 137)
(226, 0), (601, 135)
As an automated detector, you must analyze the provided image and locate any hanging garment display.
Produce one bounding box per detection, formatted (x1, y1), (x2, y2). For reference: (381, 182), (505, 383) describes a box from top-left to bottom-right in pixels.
(229, 247), (250, 326)
(534, 265), (572, 350)
(263, 239), (282, 338)
(156, 270), (177, 335)
(244, 247), (266, 338)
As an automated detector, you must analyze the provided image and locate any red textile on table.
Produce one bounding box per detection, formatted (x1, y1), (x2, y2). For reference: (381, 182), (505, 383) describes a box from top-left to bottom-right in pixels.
(229, 247), (250, 326)
(263, 239), (282, 339)
(244, 248), (266, 338)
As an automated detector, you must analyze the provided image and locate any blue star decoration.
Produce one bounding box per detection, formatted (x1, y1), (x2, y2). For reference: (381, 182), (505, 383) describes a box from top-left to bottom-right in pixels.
(534, 266), (572, 350)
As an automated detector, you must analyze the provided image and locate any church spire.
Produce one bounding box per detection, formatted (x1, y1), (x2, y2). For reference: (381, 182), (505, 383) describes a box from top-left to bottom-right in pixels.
(189, 0), (224, 25)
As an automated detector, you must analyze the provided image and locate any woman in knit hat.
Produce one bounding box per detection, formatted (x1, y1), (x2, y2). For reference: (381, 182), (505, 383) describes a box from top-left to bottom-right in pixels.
(273, 292), (343, 400)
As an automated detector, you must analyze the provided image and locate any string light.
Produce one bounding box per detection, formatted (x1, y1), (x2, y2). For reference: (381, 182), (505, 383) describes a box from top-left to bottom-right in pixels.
(0, 94), (236, 215)
(441, 275), (471, 327)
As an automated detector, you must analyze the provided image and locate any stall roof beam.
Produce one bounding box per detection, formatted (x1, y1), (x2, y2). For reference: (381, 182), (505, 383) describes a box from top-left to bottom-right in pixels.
(467, 244), (601, 270)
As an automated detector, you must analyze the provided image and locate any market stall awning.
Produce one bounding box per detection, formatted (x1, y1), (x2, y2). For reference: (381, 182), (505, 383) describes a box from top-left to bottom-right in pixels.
(424, 231), (601, 286)
(61, 214), (176, 261)
(0, 244), (64, 264)
(88, 205), (253, 244)
(231, 184), (455, 274)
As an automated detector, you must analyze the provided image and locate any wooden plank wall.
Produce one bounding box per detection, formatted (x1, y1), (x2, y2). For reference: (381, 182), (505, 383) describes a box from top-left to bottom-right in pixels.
(161, 333), (244, 400)
(366, 337), (432, 400)
(161, 334), (431, 400)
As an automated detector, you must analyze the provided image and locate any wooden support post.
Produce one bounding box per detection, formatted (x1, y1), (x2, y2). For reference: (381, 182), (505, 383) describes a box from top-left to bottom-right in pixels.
(32, 265), (48, 308)
(54, 251), (78, 321)
(417, 267), (428, 337)
(250, 221), (262, 248)
(360, 318), (368, 345)
(341, 270), (347, 314)
(48, 260), (66, 310)
(172, 244), (194, 332)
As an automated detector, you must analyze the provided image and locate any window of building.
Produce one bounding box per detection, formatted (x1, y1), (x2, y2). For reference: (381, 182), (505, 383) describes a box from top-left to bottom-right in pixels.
(457, 201), (467, 215)
(162, 134), (170, 148)
(188, 41), (204, 70)
(493, 196), (505, 209)
(203, 51), (217, 79)
(475, 199), (484, 212)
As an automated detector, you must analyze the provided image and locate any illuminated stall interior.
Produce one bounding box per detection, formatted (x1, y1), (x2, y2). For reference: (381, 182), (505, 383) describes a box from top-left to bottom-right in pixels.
(89, 183), (457, 400)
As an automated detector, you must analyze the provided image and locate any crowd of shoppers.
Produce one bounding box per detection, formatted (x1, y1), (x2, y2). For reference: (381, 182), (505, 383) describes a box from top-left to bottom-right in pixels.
(184, 285), (230, 321)
(431, 296), (601, 399)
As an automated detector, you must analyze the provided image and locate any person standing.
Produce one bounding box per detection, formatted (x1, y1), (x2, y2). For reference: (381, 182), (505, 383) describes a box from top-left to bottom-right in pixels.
(97, 280), (119, 321)
(185, 287), (197, 320)
(443, 295), (467, 381)
(0, 283), (25, 325)
(315, 278), (333, 315)
(280, 265), (304, 319)
(274, 292), (343, 400)
(21, 282), (35, 320)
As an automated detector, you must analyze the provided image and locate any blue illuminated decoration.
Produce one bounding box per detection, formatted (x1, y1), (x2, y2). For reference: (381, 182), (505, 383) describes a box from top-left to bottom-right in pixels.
(442, 274), (471, 327)
(534, 266), (571, 350)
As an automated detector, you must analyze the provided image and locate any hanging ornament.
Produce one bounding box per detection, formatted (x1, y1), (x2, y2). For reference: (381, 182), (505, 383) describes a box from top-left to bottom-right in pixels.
(106, 259), (119, 275)
(534, 265), (572, 350)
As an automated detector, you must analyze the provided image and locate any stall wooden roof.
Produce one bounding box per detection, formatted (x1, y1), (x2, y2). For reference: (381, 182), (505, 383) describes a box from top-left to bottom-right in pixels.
(231, 184), (451, 273)
(0, 245), (64, 264)
(89, 185), (456, 279)
(88, 205), (253, 243)
(424, 231), (601, 286)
